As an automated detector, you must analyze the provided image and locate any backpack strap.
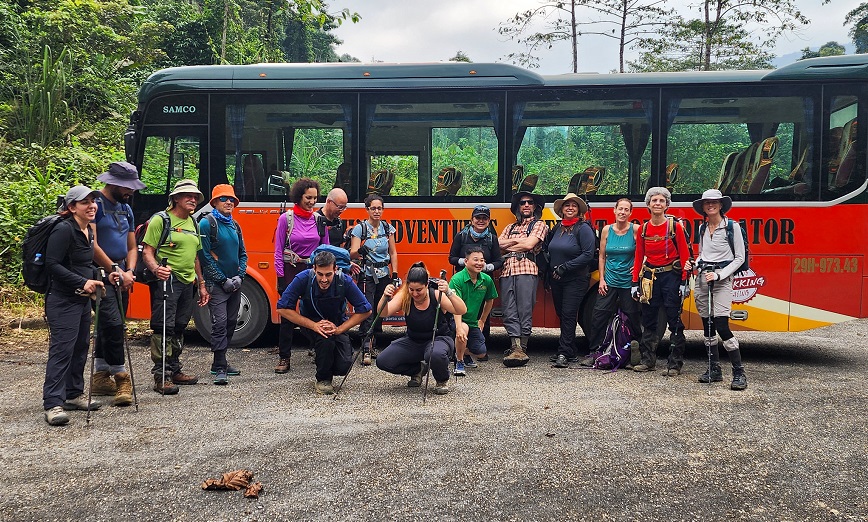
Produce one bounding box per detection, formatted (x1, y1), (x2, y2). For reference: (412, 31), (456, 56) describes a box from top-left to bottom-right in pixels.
(154, 211), (172, 257)
(725, 218), (736, 257)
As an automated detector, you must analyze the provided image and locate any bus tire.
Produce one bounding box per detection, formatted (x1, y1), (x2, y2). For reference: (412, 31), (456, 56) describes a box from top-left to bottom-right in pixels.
(192, 278), (269, 348)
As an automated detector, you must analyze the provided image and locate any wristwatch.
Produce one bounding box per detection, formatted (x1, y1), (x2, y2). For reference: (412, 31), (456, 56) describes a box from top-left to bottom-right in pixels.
(445, 289), (455, 297)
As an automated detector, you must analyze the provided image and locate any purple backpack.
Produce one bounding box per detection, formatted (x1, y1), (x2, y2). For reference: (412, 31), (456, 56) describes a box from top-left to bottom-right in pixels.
(593, 309), (633, 371)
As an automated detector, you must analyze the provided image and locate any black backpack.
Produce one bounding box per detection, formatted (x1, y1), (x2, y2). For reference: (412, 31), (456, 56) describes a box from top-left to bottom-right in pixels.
(698, 218), (750, 273)
(22, 214), (68, 294)
(132, 211), (171, 283)
(198, 213), (243, 249)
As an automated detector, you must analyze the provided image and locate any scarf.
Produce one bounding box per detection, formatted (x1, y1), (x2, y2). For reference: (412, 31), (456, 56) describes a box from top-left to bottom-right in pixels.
(561, 218), (579, 228)
(292, 205), (314, 220)
(211, 208), (232, 224)
(469, 227), (490, 241)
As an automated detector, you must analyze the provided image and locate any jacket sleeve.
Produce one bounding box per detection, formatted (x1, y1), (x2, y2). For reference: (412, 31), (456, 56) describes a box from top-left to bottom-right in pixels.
(238, 223), (248, 279)
(274, 213), (287, 277)
(632, 225), (646, 284)
(488, 235), (504, 271)
(45, 221), (88, 291)
(716, 219), (745, 281)
(561, 223), (596, 273)
(448, 232), (464, 269)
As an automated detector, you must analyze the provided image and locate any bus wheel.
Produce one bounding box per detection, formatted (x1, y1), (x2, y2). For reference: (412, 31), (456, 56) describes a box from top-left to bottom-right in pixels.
(192, 279), (269, 348)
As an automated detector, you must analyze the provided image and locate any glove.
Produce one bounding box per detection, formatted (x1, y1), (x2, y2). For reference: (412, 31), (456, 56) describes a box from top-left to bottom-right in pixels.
(554, 265), (567, 278)
(458, 258), (465, 267)
(230, 275), (243, 291)
(357, 244), (370, 257)
(222, 279), (235, 292)
(631, 285), (640, 300)
(484, 263), (494, 272)
(679, 281), (691, 297)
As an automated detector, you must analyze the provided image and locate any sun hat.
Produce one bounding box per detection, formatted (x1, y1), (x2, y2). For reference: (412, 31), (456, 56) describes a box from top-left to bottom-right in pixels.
(210, 184), (239, 206)
(692, 188), (733, 216)
(96, 161), (146, 191)
(168, 179), (204, 205)
(510, 190), (545, 217)
(553, 192), (589, 218)
(64, 185), (101, 207)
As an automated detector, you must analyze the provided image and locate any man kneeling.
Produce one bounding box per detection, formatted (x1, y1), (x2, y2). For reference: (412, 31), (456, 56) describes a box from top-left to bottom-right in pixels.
(277, 251), (372, 395)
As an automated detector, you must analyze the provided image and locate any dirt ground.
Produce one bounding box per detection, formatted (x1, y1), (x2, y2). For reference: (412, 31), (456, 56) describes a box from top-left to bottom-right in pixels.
(1, 316), (867, 522)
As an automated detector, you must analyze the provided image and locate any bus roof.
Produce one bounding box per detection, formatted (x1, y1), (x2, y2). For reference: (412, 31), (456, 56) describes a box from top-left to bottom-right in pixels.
(138, 54), (868, 101)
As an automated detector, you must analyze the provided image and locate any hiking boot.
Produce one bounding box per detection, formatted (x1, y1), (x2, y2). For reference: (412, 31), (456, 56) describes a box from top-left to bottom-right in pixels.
(44, 406), (69, 426)
(91, 371), (116, 395)
(698, 364), (723, 383)
(213, 370), (229, 385)
(503, 338), (529, 367)
(274, 358), (290, 374)
(731, 367), (748, 391)
(632, 364), (655, 372)
(113, 372), (133, 407)
(453, 361), (466, 376)
(315, 380), (334, 395)
(211, 365), (240, 376)
(553, 354), (569, 368)
(171, 371), (198, 385)
(362, 351), (372, 366)
(153, 374), (179, 395)
(408, 361), (428, 387)
(630, 340), (641, 367)
(62, 394), (102, 411)
(433, 381), (449, 395)
(580, 352), (601, 367)
(662, 366), (682, 377)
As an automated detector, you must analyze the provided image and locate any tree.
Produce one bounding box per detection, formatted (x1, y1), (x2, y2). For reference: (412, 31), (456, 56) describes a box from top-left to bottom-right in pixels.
(844, 3), (868, 53)
(449, 50), (471, 63)
(800, 41), (846, 60)
(630, 0), (808, 72)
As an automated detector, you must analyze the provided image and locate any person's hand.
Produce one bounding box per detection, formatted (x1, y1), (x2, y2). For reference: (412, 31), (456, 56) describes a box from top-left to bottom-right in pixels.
(555, 265), (567, 278)
(383, 284), (396, 298)
(283, 250), (300, 267)
(631, 285), (640, 301)
(198, 285), (210, 306)
(122, 269), (135, 290)
(684, 259), (694, 272)
(230, 275), (243, 291)
(456, 322), (469, 343)
(315, 320), (336, 338)
(357, 244), (370, 257)
(82, 279), (104, 295)
(222, 279), (235, 292)
(350, 262), (362, 275)
(484, 263), (494, 272)
(155, 264), (172, 281)
(705, 271), (718, 283)
(598, 280), (609, 296)
(436, 279), (449, 294)
(458, 258), (465, 267)
(108, 271), (121, 286)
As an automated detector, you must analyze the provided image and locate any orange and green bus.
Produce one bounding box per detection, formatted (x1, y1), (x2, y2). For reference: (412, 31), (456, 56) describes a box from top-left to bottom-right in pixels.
(124, 56), (867, 346)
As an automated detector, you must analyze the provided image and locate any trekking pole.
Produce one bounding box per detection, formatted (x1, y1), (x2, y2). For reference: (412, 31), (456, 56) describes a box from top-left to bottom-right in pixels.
(333, 272), (399, 400)
(703, 265), (715, 389)
(113, 263), (138, 411)
(87, 268), (105, 425)
(160, 258), (169, 395)
(422, 269), (447, 404)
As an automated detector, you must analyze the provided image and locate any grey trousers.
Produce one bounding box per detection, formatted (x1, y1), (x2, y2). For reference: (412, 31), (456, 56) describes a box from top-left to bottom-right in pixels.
(500, 274), (538, 338)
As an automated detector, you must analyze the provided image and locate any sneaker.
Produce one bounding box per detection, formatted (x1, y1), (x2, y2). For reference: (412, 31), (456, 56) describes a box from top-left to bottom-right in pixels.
(213, 370), (229, 385)
(453, 361), (466, 376)
(698, 365), (723, 383)
(633, 364), (655, 372)
(171, 371), (198, 385)
(464, 357), (478, 369)
(62, 394), (102, 411)
(408, 361), (428, 387)
(433, 381), (449, 395)
(274, 358), (290, 374)
(44, 406), (69, 426)
(211, 365), (240, 376)
(315, 380), (334, 395)
(553, 354), (569, 368)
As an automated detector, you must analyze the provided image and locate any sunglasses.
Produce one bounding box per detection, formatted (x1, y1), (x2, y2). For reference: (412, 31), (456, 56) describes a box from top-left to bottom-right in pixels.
(519, 200), (535, 205)
(218, 196), (238, 203)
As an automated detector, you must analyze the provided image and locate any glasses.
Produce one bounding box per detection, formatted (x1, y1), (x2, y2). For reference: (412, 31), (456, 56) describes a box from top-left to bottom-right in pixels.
(367, 206), (384, 211)
(217, 196), (238, 203)
(519, 200), (535, 206)
(329, 200), (348, 211)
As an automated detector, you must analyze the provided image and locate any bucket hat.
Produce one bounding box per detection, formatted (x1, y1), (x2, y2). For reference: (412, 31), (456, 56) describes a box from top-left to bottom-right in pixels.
(210, 184), (239, 206)
(510, 190), (544, 217)
(168, 179), (204, 205)
(97, 161), (146, 191)
(553, 192), (589, 218)
(64, 185), (101, 208)
(692, 188), (732, 216)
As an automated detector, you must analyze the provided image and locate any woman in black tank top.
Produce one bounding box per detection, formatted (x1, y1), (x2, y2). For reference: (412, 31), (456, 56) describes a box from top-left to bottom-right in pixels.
(374, 262), (466, 395)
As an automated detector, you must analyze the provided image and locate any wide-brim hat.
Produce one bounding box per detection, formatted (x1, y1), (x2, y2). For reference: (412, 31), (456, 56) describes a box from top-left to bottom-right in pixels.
(553, 192), (589, 218)
(510, 190), (545, 216)
(64, 185), (101, 208)
(210, 184), (239, 206)
(168, 179), (204, 205)
(692, 188), (732, 216)
(97, 161), (146, 191)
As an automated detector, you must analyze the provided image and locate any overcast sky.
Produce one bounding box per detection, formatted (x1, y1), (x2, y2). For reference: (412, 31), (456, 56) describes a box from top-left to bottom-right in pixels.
(332, 0), (862, 74)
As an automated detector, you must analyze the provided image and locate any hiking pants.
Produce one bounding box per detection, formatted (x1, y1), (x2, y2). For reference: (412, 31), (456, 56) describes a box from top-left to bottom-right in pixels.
(358, 275), (389, 342)
(208, 283), (241, 353)
(639, 270), (685, 369)
(587, 286), (641, 352)
(501, 274), (538, 338)
(148, 278), (196, 375)
(377, 335), (454, 383)
(95, 281), (127, 369)
(43, 292), (91, 409)
(309, 330), (353, 382)
(551, 275), (588, 358)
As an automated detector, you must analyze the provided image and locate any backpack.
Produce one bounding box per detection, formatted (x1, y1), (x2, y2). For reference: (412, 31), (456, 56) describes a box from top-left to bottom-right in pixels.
(698, 218), (750, 274)
(282, 209), (326, 247)
(22, 214), (69, 294)
(199, 213), (243, 250)
(311, 244), (353, 273)
(299, 269), (348, 320)
(640, 214), (695, 261)
(132, 211), (172, 284)
(593, 308), (634, 371)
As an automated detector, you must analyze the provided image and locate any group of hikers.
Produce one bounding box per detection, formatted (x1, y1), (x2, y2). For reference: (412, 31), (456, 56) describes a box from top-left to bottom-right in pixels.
(38, 162), (747, 427)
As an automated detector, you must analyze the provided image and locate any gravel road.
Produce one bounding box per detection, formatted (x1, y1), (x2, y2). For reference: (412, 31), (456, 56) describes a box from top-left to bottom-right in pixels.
(1, 320), (867, 521)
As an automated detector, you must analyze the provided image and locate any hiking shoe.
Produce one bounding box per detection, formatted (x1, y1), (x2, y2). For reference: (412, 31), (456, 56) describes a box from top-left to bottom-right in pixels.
(213, 370), (229, 385)
(362, 351), (372, 366)
(629, 340), (641, 366)
(171, 371), (198, 385)
(698, 365), (723, 383)
(580, 352), (601, 367)
(62, 394), (102, 411)
(731, 367), (748, 391)
(113, 372), (133, 407)
(433, 381), (449, 395)
(315, 380), (334, 395)
(44, 406), (69, 426)
(408, 361), (428, 387)
(503, 347), (530, 367)
(453, 361), (466, 376)
(477, 354), (489, 362)
(153, 374), (179, 395)
(553, 354), (569, 368)
(91, 371), (116, 395)
(274, 358), (290, 374)
(464, 357), (478, 369)
(662, 367), (682, 377)
(633, 364), (655, 372)
(211, 365), (240, 376)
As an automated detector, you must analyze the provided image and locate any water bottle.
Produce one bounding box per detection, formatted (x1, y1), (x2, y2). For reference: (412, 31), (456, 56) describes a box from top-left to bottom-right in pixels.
(34, 253), (42, 263)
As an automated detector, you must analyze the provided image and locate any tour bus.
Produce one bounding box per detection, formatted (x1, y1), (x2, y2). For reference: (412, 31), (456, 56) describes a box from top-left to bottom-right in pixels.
(123, 55), (868, 346)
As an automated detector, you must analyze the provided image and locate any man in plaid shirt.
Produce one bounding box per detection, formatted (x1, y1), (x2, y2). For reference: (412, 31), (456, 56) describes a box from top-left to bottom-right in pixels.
(498, 191), (549, 367)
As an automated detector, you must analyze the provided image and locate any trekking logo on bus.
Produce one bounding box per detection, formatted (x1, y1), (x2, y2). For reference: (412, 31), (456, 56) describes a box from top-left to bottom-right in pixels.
(731, 269), (766, 304)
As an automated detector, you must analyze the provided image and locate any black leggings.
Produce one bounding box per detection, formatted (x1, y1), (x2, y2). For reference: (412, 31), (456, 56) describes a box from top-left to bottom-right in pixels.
(701, 316), (734, 341)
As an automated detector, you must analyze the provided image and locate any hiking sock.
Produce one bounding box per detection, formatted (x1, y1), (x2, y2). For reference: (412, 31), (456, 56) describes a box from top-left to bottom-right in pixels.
(722, 336), (742, 367)
(94, 357), (110, 373)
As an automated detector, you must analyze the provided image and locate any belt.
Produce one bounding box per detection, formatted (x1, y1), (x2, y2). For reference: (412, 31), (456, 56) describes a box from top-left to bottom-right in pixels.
(698, 260), (732, 270)
(366, 260), (390, 269)
(643, 261), (678, 274)
(504, 252), (534, 260)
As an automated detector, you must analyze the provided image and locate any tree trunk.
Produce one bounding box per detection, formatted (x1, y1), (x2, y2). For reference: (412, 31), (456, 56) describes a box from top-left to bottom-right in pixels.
(571, 0), (578, 73)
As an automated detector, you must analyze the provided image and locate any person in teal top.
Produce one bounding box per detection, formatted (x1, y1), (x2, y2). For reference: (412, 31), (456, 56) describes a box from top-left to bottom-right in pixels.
(582, 198), (642, 366)
(199, 184), (248, 385)
(448, 246), (497, 375)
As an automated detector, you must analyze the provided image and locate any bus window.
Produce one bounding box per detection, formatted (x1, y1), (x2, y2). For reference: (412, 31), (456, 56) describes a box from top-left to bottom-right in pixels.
(514, 95), (654, 198)
(140, 135), (202, 195)
(823, 95), (860, 199)
(363, 94), (500, 199)
(665, 93), (814, 199)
